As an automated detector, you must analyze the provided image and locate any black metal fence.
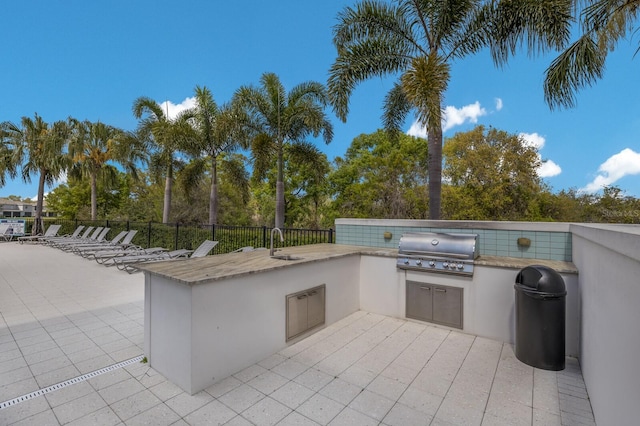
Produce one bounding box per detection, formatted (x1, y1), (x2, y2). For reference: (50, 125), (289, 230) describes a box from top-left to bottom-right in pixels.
(19, 218), (334, 254)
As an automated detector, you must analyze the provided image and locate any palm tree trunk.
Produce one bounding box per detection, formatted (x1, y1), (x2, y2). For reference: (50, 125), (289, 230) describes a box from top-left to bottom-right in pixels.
(209, 157), (218, 225)
(162, 164), (173, 224)
(90, 172), (97, 220)
(428, 124), (443, 220)
(34, 170), (46, 235)
(275, 147), (285, 228)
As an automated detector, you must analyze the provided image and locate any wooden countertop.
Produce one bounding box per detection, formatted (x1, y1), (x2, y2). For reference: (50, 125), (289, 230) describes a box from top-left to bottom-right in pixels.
(138, 243), (577, 286)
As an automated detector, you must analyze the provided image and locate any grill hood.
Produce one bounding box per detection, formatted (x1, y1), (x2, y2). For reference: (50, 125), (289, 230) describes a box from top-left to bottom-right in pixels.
(397, 232), (479, 275)
(398, 232), (479, 260)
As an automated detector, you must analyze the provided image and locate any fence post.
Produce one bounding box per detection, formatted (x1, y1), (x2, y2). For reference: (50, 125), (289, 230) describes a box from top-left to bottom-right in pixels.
(147, 221), (152, 249)
(175, 223), (179, 250)
(329, 228), (333, 244)
(126, 220), (130, 231)
(211, 223), (215, 242)
(262, 226), (267, 248)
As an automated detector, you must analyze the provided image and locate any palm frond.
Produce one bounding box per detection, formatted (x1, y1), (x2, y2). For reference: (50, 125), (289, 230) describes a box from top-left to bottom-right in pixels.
(251, 133), (276, 180)
(328, 38), (413, 121)
(383, 82), (412, 135)
(543, 34), (606, 109)
(400, 54), (450, 133)
(488, 0), (573, 66)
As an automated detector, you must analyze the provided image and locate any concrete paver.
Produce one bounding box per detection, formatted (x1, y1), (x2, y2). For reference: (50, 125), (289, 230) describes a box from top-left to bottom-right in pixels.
(0, 242), (595, 425)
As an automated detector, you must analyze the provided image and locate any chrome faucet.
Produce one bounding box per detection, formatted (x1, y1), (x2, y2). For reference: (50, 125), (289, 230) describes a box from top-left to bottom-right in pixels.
(270, 227), (284, 256)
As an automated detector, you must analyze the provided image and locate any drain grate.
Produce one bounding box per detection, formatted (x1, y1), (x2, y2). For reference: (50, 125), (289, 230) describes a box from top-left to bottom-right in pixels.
(0, 355), (144, 410)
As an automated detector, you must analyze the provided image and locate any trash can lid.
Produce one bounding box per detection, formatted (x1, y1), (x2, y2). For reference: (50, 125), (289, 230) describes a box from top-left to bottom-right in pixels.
(515, 265), (566, 294)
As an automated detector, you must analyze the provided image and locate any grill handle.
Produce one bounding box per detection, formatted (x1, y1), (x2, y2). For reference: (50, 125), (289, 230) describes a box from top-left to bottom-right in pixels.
(399, 250), (470, 260)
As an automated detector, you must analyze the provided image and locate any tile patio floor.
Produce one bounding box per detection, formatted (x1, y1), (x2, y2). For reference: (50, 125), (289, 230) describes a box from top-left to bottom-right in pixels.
(0, 242), (595, 425)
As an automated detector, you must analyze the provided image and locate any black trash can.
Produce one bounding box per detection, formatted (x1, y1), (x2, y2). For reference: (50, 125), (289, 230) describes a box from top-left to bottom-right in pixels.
(514, 265), (566, 370)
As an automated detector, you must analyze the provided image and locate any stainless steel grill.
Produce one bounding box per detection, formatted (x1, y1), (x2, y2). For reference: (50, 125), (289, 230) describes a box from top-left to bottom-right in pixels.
(397, 232), (479, 276)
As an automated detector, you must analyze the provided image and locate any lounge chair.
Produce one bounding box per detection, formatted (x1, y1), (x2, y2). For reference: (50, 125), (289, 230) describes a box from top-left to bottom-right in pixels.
(49, 226), (100, 249)
(46, 226), (93, 246)
(56, 227), (107, 251)
(77, 230), (140, 259)
(71, 230), (128, 255)
(17, 224), (62, 244)
(115, 240), (218, 273)
(39, 225), (84, 244)
(60, 227), (110, 251)
(96, 245), (167, 265)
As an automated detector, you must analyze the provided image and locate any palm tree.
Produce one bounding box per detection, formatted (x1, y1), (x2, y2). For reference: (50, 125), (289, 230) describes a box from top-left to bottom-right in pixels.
(235, 72), (333, 228)
(182, 86), (250, 225)
(328, 0), (571, 219)
(544, 0), (640, 109)
(3, 114), (71, 234)
(133, 97), (194, 223)
(0, 123), (19, 187)
(68, 120), (145, 220)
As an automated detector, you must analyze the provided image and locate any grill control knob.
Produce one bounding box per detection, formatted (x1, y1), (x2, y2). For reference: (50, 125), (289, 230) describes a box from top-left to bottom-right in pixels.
(404, 258), (410, 265)
(428, 260), (436, 267)
(442, 262), (449, 268)
(457, 263), (464, 270)
(416, 259), (422, 266)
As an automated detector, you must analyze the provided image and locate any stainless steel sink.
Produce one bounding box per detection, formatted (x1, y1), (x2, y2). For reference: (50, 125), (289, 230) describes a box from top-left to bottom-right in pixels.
(271, 254), (304, 261)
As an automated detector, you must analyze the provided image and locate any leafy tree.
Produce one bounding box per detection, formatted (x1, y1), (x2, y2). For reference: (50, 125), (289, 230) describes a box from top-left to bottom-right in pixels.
(544, 0), (640, 109)
(328, 130), (429, 221)
(181, 86), (250, 224)
(442, 126), (542, 220)
(114, 171), (164, 222)
(235, 72), (333, 228)
(133, 96), (194, 223)
(47, 171), (135, 220)
(328, 0), (572, 219)
(173, 154), (252, 225)
(252, 146), (331, 228)
(68, 120), (144, 220)
(3, 114), (71, 234)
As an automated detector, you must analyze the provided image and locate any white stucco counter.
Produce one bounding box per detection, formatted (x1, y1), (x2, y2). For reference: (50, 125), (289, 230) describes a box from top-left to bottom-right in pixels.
(140, 244), (578, 394)
(139, 244), (377, 394)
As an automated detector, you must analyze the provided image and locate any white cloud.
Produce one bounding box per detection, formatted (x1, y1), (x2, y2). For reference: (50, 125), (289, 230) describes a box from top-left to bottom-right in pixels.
(407, 121), (428, 138)
(519, 132), (546, 150)
(406, 101), (488, 138)
(538, 160), (562, 178)
(442, 101), (487, 132)
(581, 148), (640, 193)
(519, 132), (562, 178)
(495, 98), (503, 111)
(159, 97), (196, 120)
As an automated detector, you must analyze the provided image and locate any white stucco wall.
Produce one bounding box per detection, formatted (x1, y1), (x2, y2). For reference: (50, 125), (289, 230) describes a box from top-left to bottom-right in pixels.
(571, 224), (640, 425)
(145, 255), (360, 394)
(359, 256), (579, 356)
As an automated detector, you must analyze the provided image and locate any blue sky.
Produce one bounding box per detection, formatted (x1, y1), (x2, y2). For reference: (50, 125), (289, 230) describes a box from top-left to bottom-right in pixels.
(1, 0), (639, 199)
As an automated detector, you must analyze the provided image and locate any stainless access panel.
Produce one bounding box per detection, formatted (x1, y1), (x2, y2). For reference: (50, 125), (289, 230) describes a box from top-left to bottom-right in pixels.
(286, 284), (326, 341)
(432, 285), (463, 328)
(287, 293), (308, 339)
(406, 280), (463, 329)
(306, 287), (325, 330)
(406, 281), (433, 322)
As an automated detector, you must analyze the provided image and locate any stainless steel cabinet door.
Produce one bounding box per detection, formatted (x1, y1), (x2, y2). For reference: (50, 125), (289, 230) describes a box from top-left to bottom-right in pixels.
(432, 286), (463, 328)
(287, 293), (308, 339)
(306, 287), (325, 329)
(286, 285), (326, 341)
(406, 280), (433, 322)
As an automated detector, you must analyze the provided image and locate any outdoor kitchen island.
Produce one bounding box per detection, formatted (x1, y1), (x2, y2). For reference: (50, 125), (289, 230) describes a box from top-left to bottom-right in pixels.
(138, 243), (578, 395)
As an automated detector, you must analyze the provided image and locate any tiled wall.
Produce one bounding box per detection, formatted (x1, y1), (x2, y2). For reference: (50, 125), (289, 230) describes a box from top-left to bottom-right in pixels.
(336, 224), (572, 261)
